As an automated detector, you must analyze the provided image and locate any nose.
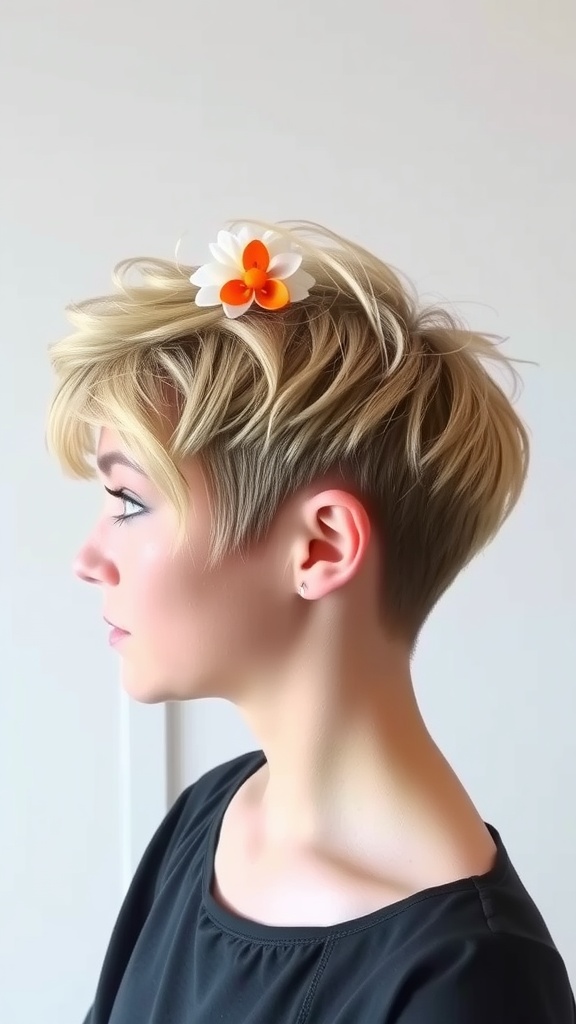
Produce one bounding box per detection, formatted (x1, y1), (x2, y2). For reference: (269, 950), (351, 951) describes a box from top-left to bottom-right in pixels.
(73, 538), (120, 586)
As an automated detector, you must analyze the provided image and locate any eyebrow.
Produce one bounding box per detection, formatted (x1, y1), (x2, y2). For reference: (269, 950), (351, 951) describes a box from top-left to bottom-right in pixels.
(96, 451), (149, 477)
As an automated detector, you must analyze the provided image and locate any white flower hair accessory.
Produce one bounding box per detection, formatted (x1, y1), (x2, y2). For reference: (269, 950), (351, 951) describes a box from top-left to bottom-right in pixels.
(190, 225), (316, 319)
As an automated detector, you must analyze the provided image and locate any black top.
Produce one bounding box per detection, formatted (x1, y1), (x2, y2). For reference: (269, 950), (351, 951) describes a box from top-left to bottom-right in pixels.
(83, 749), (575, 1023)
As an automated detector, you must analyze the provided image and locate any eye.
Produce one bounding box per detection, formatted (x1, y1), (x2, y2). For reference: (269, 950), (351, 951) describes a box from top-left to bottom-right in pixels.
(104, 486), (148, 525)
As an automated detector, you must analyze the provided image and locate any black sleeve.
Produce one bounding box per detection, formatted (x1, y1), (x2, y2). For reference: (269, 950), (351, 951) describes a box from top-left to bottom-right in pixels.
(393, 934), (575, 1024)
(80, 783), (195, 1024)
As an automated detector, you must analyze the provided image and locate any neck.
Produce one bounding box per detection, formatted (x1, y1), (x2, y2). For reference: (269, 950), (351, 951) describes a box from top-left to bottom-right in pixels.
(233, 624), (472, 859)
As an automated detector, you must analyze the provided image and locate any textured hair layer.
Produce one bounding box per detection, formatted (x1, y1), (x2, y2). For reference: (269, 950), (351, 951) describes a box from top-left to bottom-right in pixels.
(46, 220), (529, 639)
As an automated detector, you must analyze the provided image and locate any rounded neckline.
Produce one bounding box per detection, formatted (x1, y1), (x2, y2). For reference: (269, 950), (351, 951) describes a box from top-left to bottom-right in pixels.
(201, 749), (510, 943)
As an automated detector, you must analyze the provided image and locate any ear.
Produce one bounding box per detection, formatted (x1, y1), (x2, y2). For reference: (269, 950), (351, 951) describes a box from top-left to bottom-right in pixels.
(295, 489), (372, 599)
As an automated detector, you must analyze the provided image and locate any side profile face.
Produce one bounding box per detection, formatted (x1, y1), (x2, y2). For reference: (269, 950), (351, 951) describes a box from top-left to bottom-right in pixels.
(72, 427), (369, 704)
(72, 428), (301, 702)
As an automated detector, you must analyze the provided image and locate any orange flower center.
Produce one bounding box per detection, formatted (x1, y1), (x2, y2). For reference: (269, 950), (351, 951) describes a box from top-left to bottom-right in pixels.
(243, 267), (268, 291)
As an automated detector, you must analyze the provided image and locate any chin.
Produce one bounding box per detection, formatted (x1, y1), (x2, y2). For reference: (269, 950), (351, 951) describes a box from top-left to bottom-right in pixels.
(120, 661), (224, 703)
(123, 684), (168, 704)
(120, 668), (177, 704)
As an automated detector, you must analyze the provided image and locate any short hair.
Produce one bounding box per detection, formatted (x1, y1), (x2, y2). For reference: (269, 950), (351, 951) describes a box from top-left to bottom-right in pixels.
(46, 219), (529, 641)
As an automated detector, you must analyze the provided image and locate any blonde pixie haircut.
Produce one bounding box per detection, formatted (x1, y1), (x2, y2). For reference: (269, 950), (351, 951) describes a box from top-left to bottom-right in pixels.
(46, 220), (529, 642)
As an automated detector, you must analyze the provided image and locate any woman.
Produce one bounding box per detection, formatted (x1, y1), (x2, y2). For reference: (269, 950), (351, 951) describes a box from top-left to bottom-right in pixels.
(46, 220), (575, 1022)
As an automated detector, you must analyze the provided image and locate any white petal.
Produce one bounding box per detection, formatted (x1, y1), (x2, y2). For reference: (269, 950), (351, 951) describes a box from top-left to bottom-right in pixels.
(208, 242), (239, 268)
(216, 230), (243, 265)
(267, 252), (302, 279)
(237, 225), (257, 249)
(263, 231), (289, 259)
(285, 268), (316, 302)
(223, 297), (254, 319)
(292, 268), (316, 290)
(285, 282), (310, 303)
(194, 285), (222, 307)
(190, 262), (233, 286)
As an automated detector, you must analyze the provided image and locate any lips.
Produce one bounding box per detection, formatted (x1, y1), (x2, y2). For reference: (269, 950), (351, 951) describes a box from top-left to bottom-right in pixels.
(104, 616), (129, 633)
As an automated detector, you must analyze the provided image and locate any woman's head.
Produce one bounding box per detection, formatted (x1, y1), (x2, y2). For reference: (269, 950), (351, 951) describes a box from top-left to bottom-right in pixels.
(46, 219), (529, 699)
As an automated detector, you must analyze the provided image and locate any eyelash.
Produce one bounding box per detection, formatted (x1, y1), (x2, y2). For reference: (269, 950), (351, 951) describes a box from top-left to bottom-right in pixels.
(104, 486), (148, 526)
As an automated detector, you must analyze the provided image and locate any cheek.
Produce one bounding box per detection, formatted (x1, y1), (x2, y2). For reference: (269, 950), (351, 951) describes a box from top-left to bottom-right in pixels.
(119, 540), (208, 692)
(118, 532), (297, 698)
(129, 540), (201, 621)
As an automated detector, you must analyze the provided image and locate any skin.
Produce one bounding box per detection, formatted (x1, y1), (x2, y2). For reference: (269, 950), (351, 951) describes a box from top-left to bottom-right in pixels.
(74, 425), (497, 925)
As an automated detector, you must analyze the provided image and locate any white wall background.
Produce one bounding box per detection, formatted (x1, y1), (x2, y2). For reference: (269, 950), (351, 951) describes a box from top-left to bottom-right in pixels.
(1, 1), (575, 1021)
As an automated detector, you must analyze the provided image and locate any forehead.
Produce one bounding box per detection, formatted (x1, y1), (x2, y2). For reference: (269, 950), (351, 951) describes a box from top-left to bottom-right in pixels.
(93, 427), (148, 478)
(94, 426), (206, 497)
(97, 426), (123, 453)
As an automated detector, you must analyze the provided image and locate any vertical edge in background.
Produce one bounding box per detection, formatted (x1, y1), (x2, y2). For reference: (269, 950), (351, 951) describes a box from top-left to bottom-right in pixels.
(119, 688), (170, 895)
(165, 700), (184, 807)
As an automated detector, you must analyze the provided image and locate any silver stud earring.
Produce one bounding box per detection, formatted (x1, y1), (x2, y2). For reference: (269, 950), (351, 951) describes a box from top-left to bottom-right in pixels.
(298, 582), (307, 598)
